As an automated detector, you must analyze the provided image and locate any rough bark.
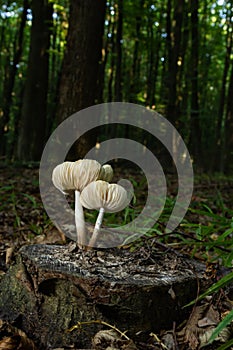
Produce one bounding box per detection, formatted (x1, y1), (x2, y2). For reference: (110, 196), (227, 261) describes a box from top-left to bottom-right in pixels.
(0, 243), (206, 349)
(56, 0), (106, 159)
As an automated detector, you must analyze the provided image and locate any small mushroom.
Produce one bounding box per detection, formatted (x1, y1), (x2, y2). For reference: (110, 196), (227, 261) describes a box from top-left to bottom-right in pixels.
(80, 180), (130, 247)
(52, 160), (113, 248)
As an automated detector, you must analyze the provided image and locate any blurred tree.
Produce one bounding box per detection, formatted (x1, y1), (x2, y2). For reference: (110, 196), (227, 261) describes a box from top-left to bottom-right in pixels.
(17, 0), (53, 161)
(115, 0), (123, 101)
(189, 0), (202, 165)
(0, 0), (29, 158)
(224, 61), (233, 172)
(215, 2), (233, 171)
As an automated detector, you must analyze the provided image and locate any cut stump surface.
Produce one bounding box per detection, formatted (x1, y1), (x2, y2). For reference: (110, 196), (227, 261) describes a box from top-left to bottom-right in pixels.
(0, 243), (206, 349)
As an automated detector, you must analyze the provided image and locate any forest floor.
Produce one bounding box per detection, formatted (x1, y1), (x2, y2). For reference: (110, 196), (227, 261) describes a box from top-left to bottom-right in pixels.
(0, 165), (233, 350)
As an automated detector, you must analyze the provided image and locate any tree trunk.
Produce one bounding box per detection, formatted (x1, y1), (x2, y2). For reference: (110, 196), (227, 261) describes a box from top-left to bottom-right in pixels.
(179, 0), (190, 136)
(165, 0), (184, 127)
(17, 0), (52, 162)
(56, 0), (106, 159)
(146, 7), (163, 108)
(189, 0), (202, 166)
(108, 15), (116, 103)
(0, 243), (206, 349)
(224, 64), (233, 172)
(215, 5), (233, 172)
(96, 4), (112, 104)
(114, 0), (123, 101)
(129, 0), (145, 103)
(146, 8), (156, 108)
(0, 0), (29, 158)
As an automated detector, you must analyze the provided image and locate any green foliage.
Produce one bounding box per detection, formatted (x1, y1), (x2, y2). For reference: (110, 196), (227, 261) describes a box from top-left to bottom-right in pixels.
(215, 337), (233, 350)
(0, 0), (232, 169)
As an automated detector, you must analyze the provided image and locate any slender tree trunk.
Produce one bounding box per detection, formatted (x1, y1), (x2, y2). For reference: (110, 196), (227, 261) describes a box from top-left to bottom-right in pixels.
(97, 6), (112, 104)
(160, 0), (172, 104)
(108, 17), (116, 103)
(224, 63), (233, 173)
(17, 0), (52, 161)
(130, 0), (144, 102)
(215, 6), (232, 171)
(56, 0), (106, 159)
(0, 0), (29, 158)
(189, 0), (202, 166)
(146, 9), (163, 108)
(179, 0), (190, 135)
(115, 0), (123, 101)
(165, 0), (184, 127)
(146, 11), (155, 108)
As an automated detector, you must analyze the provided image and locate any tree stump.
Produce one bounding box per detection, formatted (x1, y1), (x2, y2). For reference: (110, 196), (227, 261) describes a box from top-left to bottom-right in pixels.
(0, 242), (206, 349)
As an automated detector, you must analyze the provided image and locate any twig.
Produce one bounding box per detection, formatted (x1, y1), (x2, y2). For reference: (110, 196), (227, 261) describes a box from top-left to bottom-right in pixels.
(66, 319), (130, 340)
(150, 332), (169, 350)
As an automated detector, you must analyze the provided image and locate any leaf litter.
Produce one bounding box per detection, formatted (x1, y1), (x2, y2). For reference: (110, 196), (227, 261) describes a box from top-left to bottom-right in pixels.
(0, 166), (233, 349)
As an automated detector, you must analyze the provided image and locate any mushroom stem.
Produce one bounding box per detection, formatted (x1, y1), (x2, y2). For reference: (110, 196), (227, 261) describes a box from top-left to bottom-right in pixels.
(75, 190), (87, 248)
(88, 207), (105, 247)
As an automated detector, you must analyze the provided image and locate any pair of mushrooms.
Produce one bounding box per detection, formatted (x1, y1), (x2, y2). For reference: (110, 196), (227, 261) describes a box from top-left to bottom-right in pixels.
(52, 159), (130, 248)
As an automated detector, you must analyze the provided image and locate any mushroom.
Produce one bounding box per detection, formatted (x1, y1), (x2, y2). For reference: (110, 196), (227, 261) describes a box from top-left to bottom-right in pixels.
(80, 180), (130, 247)
(52, 160), (113, 248)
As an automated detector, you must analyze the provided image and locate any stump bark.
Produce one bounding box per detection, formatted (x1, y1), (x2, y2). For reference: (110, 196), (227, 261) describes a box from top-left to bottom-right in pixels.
(0, 243), (206, 349)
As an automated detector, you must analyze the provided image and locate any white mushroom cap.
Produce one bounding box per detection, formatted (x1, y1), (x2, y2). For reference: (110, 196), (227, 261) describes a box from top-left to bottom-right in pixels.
(80, 180), (129, 213)
(52, 159), (112, 194)
(52, 161), (74, 194)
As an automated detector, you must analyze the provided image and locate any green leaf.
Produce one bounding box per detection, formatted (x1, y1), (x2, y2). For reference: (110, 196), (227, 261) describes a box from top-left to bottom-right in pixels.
(184, 271), (233, 307)
(215, 337), (233, 350)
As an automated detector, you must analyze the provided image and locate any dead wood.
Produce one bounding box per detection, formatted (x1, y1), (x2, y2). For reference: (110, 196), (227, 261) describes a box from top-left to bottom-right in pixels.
(0, 243), (206, 349)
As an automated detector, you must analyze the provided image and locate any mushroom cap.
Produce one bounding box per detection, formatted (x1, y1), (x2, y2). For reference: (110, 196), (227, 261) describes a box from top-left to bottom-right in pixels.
(52, 159), (103, 193)
(52, 161), (74, 194)
(99, 164), (114, 182)
(80, 180), (129, 213)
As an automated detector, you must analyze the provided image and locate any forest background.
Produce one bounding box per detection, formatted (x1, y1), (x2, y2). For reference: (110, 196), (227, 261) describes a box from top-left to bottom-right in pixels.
(0, 2), (233, 348)
(0, 0), (232, 173)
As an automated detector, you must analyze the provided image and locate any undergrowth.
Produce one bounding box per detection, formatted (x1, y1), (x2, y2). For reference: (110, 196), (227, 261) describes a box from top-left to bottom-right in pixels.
(1, 169), (232, 349)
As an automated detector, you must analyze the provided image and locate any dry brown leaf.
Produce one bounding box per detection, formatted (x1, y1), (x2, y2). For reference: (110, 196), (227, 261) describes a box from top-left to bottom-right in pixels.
(198, 305), (219, 326)
(198, 317), (217, 328)
(92, 329), (121, 348)
(92, 329), (138, 350)
(33, 228), (66, 245)
(0, 335), (20, 349)
(177, 304), (208, 349)
(121, 339), (138, 349)
(161, 332), (176, 350)
(168, 286), (176, 300)
(0, 320), (38, 350)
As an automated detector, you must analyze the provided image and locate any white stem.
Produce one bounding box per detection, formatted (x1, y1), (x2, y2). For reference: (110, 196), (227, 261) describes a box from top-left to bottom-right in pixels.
(75, 190), (86, 248)
(88, 207), (105, 248)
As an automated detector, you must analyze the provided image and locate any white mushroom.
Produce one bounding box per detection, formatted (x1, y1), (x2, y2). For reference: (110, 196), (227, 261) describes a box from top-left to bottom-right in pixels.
(80, 180), (130, 247)
(52, 160), (113, 248)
